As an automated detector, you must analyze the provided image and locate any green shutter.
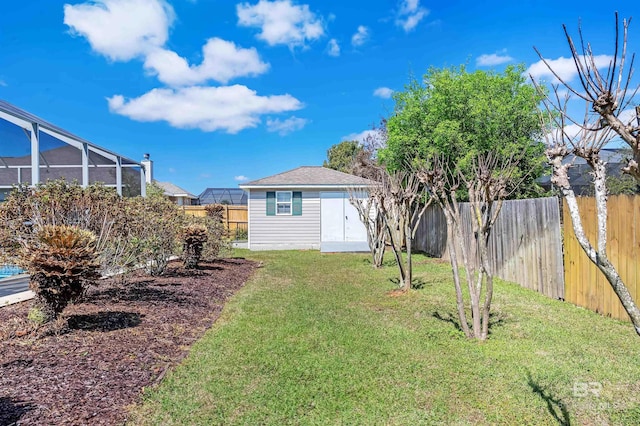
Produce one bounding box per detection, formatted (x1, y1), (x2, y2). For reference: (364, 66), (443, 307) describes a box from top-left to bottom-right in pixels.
(266, 191), (275, 216)
(292, 191), (302, 216)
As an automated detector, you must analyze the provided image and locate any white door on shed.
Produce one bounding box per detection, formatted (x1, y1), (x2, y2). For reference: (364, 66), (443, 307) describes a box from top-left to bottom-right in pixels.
(320, 192), (368, 251)
(320, 192), (345, 242)
(344, 197), (364, 241)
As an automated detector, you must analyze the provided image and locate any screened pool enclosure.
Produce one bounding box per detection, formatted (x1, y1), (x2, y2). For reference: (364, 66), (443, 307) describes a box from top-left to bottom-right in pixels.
(0, 100), (147, 200)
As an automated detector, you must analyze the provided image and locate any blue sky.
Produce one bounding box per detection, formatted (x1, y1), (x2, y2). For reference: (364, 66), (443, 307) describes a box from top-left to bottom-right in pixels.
(0, 0), (637, 194)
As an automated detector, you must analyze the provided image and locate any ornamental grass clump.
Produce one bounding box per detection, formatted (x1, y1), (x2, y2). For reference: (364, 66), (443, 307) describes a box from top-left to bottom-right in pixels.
(182, 224), (208, 269)
(21, 224), (100, 323)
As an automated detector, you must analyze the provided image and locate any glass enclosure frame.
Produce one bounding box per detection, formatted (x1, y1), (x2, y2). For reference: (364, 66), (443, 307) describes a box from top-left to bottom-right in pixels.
(0, 101), (147, 197)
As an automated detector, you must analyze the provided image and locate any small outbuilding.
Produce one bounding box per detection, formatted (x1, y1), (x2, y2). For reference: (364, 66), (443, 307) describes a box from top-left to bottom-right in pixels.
(239, 166), (373, 252)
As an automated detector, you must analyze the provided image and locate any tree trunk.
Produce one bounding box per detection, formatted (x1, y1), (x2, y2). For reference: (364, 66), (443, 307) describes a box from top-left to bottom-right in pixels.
(562, 177), (640, 336)
(404, 220), (412, 291)
(444, 207), (471, 338)
(384, 215), (406, 286)
(478, 231), (493, 340)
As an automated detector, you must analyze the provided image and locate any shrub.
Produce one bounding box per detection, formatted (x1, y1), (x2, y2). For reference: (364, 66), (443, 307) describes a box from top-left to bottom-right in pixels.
(182, 224), (208, 269)
(0, 179), (191, 280)
(234, 227), (248, 241)
(124, 193), (185, 276)
(21, 225), (100, 323)
(0, 180), (125, 276)
(202, 205), (230, 260)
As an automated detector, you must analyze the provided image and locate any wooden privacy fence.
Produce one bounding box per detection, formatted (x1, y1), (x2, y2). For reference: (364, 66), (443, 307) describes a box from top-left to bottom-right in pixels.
(414, 197), (565, 300)
(563, 195), (640, 321)
(181, 205), (248, 237)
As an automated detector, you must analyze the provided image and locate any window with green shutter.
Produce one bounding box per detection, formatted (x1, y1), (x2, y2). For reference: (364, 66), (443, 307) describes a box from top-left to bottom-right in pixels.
(266, 191), (302, 216)
(292, 191), (302, 216)
(266, 191), (275, 216)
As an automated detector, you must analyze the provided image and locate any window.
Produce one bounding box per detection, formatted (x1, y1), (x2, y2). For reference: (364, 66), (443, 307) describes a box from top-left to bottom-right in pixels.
(276, 191), (292, 215)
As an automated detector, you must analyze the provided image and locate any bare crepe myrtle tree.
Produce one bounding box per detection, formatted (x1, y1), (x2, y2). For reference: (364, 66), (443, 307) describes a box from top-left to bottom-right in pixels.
(351, 150), (430, 289)
(534, 13), (640, 335)
(347, 186), (387, 268)
(347, 121), (430, 290)
(378, 168), (431, 292)
(417, 154), (520, 340)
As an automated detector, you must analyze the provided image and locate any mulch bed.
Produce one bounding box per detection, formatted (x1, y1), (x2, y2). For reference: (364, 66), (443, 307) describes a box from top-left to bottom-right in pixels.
(0, 258), (257, 425)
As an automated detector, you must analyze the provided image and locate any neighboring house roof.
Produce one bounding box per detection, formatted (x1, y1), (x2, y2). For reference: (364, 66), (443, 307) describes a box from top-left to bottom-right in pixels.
(198, 188), (247, 205)
(538, 148), (631, 194)
(155, 181), (197, 199)
(240, 166), (374, 188)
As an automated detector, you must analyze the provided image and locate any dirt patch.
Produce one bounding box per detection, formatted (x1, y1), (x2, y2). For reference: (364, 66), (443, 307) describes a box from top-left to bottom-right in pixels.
(385, 289), (408, 297)
(0, 258), (256, 425)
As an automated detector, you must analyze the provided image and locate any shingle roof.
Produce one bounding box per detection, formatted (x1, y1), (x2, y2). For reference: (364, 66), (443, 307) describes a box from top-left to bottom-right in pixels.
(241, 166), (374, 186)
(155, 181), (197, 198)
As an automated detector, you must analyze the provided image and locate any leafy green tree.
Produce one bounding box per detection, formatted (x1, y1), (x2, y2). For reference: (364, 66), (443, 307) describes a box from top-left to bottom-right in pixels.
(381, 64), (546, 198)
(323, 140), (363, 173)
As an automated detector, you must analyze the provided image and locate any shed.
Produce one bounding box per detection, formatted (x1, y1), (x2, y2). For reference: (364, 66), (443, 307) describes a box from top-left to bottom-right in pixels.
(239, 166), (373, 252)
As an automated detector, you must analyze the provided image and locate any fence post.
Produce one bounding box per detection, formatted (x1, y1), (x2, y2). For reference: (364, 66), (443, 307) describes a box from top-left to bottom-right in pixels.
(225, 205), (230, 233)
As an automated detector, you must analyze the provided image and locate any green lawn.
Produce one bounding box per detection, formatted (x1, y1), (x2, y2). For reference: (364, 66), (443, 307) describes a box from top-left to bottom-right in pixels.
(130, 250), (640, 425)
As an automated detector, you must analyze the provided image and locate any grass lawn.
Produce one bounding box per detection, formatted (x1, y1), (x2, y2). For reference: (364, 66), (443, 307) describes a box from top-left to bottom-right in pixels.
(130, 250), (640, 425)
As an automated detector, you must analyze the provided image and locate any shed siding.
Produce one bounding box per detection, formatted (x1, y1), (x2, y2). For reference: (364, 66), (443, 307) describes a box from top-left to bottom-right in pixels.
(249, 190), (321, 250)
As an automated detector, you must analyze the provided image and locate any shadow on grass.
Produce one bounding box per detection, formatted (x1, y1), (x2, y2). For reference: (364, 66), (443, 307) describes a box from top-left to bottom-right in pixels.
(431, 311), (507, 334)
(432, 311), (464, 332)
(387, 277), (429, 290)
(526, 372), (571, 426)
(0, 397), (35, 425)
(362, 258), (398, 268)
(67, 311), (142, 332)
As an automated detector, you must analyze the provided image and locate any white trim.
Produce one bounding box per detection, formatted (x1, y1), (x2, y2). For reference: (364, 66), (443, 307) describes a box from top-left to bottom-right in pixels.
(247, 189), (251, 249)
(249, 243), (320, 251)
(275, 190), (292, 215)
(240, 184), (372, 190)
(30, 122), (39, 186)
(0, 110), (31, 129)
(81, 143), (89, 187)
(116, 157), (122, 196)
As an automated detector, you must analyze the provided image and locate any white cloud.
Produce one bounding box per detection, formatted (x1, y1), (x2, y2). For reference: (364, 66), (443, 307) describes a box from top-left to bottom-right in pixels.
(395, 0), (428, 33)
(266, 116), (309, 135)
(234, 175), (249, 181)
(373, 87), (393, 98)
(237, 0), (324, 48)
(107, 85), (304, 133)
(0, 80), (7, 87)
(66, 1), (267, 86)
(327, 38), (340, 57)
(351, 25), (369, 47)
(143, 38), (269, 86)
(342, 129), (378, 144)
(476, 51), (514, 67)
(63, 0), (175, 61)
(527, 55), (614, 83)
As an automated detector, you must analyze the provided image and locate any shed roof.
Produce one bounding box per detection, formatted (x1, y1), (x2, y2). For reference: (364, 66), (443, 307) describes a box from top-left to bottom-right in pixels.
(155, 181), (197, 199)
(241, 166), (373, 187)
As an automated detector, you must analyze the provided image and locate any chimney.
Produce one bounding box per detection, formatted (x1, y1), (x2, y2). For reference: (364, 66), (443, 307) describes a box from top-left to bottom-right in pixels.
(141, 153), (153, 184)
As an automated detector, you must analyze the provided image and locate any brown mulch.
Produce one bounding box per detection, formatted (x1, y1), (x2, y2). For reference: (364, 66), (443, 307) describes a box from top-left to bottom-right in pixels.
(0, 258), (257, 426)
